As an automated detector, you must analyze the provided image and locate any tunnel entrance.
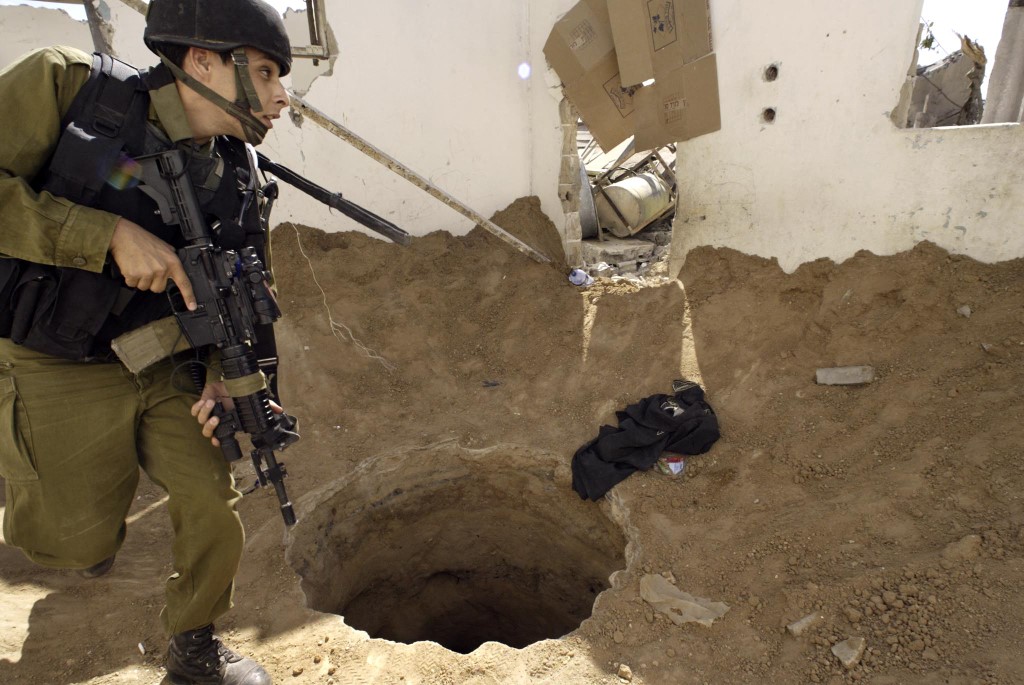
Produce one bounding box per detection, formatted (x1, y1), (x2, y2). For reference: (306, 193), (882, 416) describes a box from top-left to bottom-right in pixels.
(287, 444), (626, 653)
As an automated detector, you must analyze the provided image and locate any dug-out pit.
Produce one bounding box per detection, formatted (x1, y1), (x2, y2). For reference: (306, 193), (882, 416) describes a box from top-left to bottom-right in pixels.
(287, 444), (626, 654)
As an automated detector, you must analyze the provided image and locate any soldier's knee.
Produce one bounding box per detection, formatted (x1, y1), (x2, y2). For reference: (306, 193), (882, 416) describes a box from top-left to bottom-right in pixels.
(15, 526), (122, 570)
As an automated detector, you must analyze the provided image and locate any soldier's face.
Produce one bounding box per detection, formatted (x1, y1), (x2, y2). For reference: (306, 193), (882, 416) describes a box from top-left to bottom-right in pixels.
(202, 47), (289, 140)
(241, 48), (289, 129)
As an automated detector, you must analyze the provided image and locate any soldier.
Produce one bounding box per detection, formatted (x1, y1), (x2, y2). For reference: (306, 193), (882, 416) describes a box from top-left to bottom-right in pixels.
(0, 1), (292, 683)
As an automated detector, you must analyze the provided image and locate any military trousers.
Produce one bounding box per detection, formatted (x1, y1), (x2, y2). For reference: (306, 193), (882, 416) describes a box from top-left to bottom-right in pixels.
(0, 338), (244, 635)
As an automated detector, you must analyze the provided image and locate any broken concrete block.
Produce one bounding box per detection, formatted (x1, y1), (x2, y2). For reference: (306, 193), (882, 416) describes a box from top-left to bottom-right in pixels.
(815, 366), (875, 385)
(831, 637), (866, 669)
(579, 236), (655, 268)
(786, 612), (824, 636)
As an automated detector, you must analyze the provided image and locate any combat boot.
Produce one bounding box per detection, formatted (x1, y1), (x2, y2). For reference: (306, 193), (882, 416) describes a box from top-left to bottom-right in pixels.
(165, 624), (271, 685)
(77, 555), (115, 578)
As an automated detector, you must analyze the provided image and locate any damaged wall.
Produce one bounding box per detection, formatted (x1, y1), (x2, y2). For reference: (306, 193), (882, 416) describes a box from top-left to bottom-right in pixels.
(0, 1), (575, 249)
(0, 2), (148, 73)
(668, 0), (1024, 274)
(0, 6), (90, 64)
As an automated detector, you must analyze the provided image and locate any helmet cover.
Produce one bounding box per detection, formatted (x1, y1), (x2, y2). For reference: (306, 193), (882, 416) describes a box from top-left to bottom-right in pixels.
(145, 0), (292, 76)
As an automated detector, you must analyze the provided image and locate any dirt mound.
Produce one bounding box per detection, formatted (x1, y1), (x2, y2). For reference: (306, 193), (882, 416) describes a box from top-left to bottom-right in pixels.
(1, 199), (1022, 684)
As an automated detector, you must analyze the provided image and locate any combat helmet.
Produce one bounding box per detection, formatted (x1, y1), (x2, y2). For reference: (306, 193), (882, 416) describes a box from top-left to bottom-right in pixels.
(144, 0), (293, 144)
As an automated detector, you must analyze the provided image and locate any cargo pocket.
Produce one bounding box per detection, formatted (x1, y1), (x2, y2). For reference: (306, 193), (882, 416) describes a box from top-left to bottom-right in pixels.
(0, 375), (38, 482)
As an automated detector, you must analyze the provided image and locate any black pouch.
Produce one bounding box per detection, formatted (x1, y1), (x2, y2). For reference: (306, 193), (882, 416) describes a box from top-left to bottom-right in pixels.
(11, 264), (121, 361)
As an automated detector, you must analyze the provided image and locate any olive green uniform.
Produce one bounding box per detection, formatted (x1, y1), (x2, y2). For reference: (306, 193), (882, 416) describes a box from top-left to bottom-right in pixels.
(0, 46), (244, 635)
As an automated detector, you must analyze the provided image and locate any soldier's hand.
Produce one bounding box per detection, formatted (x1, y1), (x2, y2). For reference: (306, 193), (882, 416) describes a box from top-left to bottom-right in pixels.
(193, 382), (232, 447)
(192, 382), (285, 447)
(109, 218), (197, 310)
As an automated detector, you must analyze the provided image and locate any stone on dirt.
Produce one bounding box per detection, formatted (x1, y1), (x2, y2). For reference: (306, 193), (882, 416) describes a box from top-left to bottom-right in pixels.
(815, 366), (875, 385)
(787, 613), (824, 636)
(831, 637), (866, 669)
(942, 534), (982, 562)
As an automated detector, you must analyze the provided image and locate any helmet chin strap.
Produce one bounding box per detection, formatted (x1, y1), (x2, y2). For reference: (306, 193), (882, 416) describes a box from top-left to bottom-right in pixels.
(157, 49), (269, 145)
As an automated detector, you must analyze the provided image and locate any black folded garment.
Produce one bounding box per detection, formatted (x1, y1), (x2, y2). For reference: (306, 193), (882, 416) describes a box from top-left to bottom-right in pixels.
(571, 380), (720, 500)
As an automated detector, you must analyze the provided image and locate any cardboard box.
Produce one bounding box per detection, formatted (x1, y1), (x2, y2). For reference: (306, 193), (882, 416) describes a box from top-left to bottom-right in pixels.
(607, 0), (714, 86)
(544, 0), (645, 151)
(542, 0), (617, 88)
(562, 52), (645, 151)
(544, 0), (719, 152)
(633, 52), (720, 151)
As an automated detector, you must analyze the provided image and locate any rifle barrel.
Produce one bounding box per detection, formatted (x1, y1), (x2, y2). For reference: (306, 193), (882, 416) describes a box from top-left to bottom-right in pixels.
(257, 153), (412, 246)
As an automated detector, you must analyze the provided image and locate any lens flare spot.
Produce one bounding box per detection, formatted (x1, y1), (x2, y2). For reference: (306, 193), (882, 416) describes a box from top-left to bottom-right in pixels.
(107, 153), (143, 190)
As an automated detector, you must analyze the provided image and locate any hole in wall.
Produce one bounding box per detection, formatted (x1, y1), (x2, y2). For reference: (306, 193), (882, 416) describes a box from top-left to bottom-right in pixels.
(764, 64), (779, 81)
(762, 108), (777, 123)
(287, 444), (626, 654)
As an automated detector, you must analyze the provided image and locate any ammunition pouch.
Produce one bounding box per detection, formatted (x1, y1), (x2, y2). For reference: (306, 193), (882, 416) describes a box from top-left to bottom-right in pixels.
(0, 259), (124, 361)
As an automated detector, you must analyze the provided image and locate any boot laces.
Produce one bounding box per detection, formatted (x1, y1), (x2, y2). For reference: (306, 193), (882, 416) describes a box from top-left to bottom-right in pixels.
(184, 625), (242, 672)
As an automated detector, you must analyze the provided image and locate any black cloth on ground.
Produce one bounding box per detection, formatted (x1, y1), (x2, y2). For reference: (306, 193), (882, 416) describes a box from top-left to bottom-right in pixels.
(571, 381), (720, 500)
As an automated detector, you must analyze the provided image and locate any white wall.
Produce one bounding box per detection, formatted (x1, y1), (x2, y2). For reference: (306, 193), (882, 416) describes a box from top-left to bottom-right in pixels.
(669, 0), (1024, 274)
(263, 1), (540, 240)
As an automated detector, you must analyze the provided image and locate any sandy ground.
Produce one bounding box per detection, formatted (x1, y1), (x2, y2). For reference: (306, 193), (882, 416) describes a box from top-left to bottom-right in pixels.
(1, 196), (1023, 684)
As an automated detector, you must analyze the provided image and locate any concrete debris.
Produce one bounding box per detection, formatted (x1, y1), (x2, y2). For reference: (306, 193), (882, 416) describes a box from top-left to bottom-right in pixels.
(786, 612), (823, 636)
(957, 305), (972, 318)
(579, 237), (655, 274)
(831, 636), (866, 669)
(639, 574), (729, 627)
(815, 366), (875, 385)
(904, 50), (984, 128)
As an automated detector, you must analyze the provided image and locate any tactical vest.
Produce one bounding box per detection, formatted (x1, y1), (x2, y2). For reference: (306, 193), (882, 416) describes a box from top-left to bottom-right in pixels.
(0, 53), (268, 362)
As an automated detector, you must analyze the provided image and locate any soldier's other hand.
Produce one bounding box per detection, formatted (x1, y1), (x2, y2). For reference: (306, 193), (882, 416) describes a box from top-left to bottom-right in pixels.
(192, 381), (232, 446)
(109, 218), (197, 310)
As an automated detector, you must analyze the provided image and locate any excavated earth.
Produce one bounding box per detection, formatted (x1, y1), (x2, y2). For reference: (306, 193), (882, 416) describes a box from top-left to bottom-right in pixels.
(2, 196), (1024, 684)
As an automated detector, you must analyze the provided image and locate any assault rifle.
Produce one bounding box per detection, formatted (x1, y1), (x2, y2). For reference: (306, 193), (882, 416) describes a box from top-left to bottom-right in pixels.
(138, 148), (300, 526)
(133, 147), (410, 527)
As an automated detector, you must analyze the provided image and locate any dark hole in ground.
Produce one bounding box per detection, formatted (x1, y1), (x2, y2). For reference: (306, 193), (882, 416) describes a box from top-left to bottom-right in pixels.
(287, 445), (627, 654)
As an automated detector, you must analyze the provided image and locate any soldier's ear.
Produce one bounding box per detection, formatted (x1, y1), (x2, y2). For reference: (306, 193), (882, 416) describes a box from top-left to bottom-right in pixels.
(184, 47), (216, 82)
